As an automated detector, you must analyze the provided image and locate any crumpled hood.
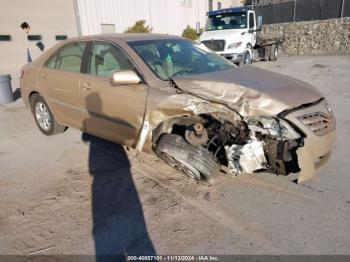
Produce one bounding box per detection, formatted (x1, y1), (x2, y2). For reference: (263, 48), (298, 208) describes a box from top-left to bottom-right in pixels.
(172, 66), (323, 117)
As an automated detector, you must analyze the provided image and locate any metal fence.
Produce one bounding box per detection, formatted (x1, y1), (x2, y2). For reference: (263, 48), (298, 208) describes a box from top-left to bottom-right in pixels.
(251, 0), (350, 25)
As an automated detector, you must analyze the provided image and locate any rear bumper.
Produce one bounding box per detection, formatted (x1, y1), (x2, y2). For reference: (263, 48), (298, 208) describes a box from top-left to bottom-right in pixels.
(283, 99), (336, 182)
(20, 81), (31, 110)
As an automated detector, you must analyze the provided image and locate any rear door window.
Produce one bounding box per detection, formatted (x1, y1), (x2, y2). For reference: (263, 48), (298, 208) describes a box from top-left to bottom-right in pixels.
(55, 42), (86, 73)
(45, 53), (57, 69)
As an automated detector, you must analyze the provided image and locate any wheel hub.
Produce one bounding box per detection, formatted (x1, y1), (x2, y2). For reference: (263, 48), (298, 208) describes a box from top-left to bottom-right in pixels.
(35, 102), (51, 131)
(244, 52), (251, 64)
(160, 152), (201, 181)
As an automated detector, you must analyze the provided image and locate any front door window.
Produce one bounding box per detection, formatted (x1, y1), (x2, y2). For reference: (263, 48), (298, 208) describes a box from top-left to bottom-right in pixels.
(89, 42), (134, 77)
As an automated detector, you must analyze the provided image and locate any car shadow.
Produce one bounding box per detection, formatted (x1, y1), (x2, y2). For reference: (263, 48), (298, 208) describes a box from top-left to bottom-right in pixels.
(82, 93), (156, 261)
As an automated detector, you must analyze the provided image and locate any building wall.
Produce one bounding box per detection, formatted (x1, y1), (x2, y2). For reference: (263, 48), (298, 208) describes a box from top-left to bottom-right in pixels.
(77, 0), (210, 36)
(76, 0), (243, 36)
(211, 0), (242, 10)
(261, 17), (350, 56)
(0, 0), (78, 89)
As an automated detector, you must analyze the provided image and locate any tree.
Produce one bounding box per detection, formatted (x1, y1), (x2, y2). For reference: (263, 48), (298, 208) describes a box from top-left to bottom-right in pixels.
(182, 25), (199, 40)
(125, 20), (152, 33)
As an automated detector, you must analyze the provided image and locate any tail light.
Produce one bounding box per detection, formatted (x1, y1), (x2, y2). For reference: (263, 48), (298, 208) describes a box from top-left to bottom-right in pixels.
(20, 69), (24, 80)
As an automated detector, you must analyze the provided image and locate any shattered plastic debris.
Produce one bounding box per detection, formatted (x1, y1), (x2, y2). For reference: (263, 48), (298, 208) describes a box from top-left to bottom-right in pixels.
(225, 140), (267, 175)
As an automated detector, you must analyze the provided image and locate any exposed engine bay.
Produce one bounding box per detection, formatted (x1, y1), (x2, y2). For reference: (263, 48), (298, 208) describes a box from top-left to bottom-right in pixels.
(167, 113), (302, 179)
(150, 69), (334, 184)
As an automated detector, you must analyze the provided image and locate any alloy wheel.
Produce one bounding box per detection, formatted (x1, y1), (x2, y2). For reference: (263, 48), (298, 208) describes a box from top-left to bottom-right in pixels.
(35, 102), (51, 131)
(160, 152), (201, 181)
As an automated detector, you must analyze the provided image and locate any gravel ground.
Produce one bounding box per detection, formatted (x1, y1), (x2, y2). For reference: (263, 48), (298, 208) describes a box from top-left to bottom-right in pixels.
(0, 56), (350, 257)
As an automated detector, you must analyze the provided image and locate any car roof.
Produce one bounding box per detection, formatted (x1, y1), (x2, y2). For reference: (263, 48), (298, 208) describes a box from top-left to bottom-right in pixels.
(67, 33), (183, 43)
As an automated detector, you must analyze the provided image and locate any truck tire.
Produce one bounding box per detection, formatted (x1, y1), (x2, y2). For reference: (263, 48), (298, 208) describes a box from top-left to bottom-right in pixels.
(269, 44), (278, 61)
(155, 134), (220, 182)
(239, 50), (252, 66)
(30, 94), (67, 136)
(245, 51), (251, 64)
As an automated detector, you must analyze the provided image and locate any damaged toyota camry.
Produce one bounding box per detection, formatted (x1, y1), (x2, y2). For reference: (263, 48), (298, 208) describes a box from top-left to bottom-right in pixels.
(21, 34), (336, 184)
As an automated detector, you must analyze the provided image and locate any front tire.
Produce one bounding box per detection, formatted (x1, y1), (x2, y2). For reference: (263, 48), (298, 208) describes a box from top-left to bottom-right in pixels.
(30, 94), (66, 136)
(241, 50), (252, 66)
(156, 134), (220, 183)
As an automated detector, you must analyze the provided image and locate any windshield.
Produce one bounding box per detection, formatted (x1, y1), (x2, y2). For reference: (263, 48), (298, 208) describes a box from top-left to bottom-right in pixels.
(128, 39), (235, 81)
(206, 12), (247, 31)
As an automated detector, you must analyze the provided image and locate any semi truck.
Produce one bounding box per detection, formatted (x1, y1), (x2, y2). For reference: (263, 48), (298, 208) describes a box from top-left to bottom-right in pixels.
(199, 6), (283, 66)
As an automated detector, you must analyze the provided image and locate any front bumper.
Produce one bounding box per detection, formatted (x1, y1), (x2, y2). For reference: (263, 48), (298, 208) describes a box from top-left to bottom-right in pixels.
(283, 99), (336, 182)
(217, 52), (245, 64)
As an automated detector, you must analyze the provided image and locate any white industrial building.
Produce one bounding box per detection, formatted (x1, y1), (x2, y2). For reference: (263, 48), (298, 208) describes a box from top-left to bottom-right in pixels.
(77, 0), (242, 35)
(0, 0), (242, 88)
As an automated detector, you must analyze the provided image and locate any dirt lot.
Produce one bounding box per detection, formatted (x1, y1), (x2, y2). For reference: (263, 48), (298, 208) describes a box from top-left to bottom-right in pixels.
(1, 56), (350, 256)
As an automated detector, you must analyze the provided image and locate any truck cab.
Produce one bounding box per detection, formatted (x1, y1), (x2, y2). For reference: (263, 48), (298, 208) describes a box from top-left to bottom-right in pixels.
(199, 7), (277, 65)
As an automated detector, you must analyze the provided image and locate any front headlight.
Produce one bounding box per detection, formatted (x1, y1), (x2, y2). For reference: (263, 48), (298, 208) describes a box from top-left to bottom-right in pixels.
(227, 41), (242, 49)
(246, 116), (300, 140)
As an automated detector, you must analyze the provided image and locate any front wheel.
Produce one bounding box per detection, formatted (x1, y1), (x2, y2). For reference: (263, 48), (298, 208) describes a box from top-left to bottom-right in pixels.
(30, 94), (66, 136)
(240, 50), (252, 66)
(155, 134), (220, 183)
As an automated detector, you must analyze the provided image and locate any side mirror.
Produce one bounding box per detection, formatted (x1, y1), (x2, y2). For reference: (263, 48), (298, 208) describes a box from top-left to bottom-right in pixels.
(111, 70), (141, 85)
(257, 15), (263, 30)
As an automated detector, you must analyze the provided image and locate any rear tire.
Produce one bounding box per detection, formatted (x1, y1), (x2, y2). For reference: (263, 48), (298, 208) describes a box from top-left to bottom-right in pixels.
(269, 44), (278, 61)
(155, 134), (220, 182)
(30, 94), (66, 136)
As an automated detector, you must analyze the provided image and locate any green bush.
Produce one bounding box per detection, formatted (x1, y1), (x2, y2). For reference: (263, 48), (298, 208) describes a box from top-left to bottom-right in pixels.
(125, 20), (152, 33)
(182, 25), (199, 40)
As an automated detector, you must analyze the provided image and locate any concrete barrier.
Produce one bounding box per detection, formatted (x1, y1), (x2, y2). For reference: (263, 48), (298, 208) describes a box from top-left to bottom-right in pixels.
(261, 17), (350, 56)
(0, 75), (14, 105)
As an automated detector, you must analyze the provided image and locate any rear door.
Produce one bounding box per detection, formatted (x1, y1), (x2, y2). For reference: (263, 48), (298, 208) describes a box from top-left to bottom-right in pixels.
(80, 41), (148, 146)
(38, 42), (87, 129)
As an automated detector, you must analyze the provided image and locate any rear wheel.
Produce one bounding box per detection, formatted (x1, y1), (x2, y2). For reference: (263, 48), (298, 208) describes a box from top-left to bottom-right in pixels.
(30, 94), (66, 136)
(156, 134), (220, 183)
(269, 44), (278, 61)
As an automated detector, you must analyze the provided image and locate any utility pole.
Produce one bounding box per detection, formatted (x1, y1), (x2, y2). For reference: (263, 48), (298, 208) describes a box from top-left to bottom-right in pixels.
(196, 0), (200, 34)
(293, 0), (297, 22)
(73, 0), (82, 36)
(148, 0), (152, 29)
(340, 0), (345, 18)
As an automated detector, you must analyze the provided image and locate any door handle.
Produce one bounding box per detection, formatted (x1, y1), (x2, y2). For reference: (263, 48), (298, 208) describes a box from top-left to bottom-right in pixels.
(82, 82), (92, 90)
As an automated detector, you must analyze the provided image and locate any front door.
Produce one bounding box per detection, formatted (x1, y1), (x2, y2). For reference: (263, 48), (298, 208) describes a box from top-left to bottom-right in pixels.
(80, 41), (148, 146)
